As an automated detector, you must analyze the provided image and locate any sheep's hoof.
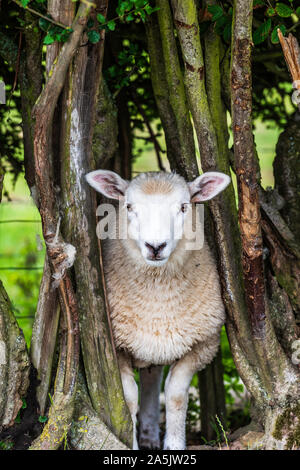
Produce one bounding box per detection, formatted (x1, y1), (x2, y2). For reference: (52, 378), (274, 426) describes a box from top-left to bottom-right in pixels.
(163, 439), (185, 451)
(139, 436), (160, 450)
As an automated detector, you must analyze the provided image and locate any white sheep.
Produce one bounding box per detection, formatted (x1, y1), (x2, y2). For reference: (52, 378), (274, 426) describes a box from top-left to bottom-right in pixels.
(86, 170), (230, 450)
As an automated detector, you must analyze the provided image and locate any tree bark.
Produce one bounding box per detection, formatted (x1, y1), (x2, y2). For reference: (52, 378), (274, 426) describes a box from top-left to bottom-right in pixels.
(146, 2), (198, 180)
(229, 0), (300, 448)
(198, 348), (226, 441)
(59, 1), (132, 445)
(92, 77), (119, 170)
(231, 0), (266, 339)
(0, 282), (30, 431)
(30, 258), (60, 416)
(29, 1), (94, 450)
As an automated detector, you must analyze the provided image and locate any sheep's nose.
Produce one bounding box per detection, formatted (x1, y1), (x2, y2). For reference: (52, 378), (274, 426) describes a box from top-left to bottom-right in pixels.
(145, 242), (167, 258)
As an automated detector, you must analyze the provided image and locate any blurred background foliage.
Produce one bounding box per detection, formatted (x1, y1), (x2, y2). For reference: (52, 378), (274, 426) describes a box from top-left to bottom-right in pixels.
(1, 0), (299, 438)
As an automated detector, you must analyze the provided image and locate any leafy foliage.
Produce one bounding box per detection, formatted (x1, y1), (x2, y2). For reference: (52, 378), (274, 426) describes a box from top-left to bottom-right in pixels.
(207, 4), (232, 43)
(253, 18), (272, 45)
(206, 0), (299, 47)
(85, 0), (159, 44)
(20, 0), (160, 45)
(0, 87), (23, 187)
(39, 17), (72, 45)
(0, 440), (14, 450)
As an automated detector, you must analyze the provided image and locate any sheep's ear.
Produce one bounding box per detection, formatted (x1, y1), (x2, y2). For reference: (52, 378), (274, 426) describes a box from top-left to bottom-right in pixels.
(85, 170), (128, 200)
(188, 171), (230, 203)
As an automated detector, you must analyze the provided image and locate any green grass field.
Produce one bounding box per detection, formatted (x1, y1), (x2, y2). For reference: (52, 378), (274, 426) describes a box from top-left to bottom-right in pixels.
(0, 176), (44, 344)
(0, 119), (281, 345)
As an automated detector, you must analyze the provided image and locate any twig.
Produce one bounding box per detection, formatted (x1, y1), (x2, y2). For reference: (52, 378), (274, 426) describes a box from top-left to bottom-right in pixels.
(277, 30), (300, 110)
(12, 0), (71, 30)
(286, 20), (300, 35)
(112, 66), (138, 99)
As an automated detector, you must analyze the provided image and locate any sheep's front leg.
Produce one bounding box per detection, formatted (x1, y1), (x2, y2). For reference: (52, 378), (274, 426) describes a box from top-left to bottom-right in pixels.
(118, 353), (139, 450)
(139, 366), (163, 449)
(164, 337), (220, 450)
(164, 359), (195, 450)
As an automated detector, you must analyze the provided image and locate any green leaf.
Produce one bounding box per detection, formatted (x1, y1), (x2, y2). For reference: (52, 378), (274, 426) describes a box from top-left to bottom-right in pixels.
(43, 34), (55, 45)
(38, 415), (48, 423)
(275, 2), (293, 17)
(145, 4), (155, 15)
(87, 30), (100, 43)
(296, 6), (300, 17)
(21, 0), (30, 6)
(253, 0), (265, 5)
(253, 18), (272, 45)
(207, 4), (224, 21)
(59, 29), (72, 43)
(266, 7), (276, 16)
(107, 20), (116, 31)
(138, 9), (147, 21)
(147, 6), (160, 14)
(39, 17), (51, 32)
(271, 24), (286, 43)
(116, 1), (130, 15)
(97, 13), (106, 23)
(134, 0), (148, 7)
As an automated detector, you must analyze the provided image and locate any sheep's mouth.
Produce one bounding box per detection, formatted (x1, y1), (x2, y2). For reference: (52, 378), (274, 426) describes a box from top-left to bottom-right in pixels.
(145, 257), (168, 266)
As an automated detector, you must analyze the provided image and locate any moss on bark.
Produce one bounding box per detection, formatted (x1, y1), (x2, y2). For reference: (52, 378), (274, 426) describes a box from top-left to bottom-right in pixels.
(147, 1), (198, 180)
(270, 403), (300, 449)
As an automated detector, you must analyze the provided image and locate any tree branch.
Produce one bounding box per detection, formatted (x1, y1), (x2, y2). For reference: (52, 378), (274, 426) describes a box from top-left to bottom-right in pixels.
(171, 0), (260, 371)
(12, 0), (73, 30)
(231, 0), (266, 339)
(231, 0), (297, 400)
(146, 1), (198, 180)
(277, 31), (300, 111)
(29, 0), (94, 449)
(59, 0), (133, 446)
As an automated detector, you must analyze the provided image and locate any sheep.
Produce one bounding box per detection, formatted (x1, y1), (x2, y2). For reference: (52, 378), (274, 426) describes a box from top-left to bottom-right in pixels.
(85, 169), (230, 450)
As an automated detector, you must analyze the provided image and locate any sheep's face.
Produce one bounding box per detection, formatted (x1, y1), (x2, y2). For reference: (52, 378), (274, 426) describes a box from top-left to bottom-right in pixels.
(125, 183), (191, 266)
(86, 170), (230, 267)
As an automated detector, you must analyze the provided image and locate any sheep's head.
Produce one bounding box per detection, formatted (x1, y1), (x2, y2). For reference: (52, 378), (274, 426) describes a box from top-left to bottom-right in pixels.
(86, 170), (230, 267)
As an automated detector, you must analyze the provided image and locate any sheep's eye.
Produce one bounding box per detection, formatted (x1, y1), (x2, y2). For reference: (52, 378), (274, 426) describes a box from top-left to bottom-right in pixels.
(127, 203), (133, 212)
(181, 204), (187, 213)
